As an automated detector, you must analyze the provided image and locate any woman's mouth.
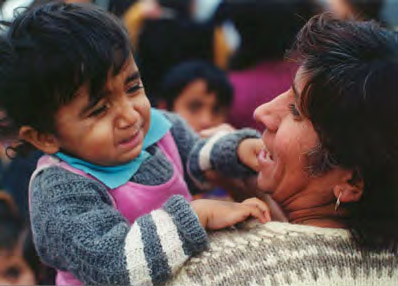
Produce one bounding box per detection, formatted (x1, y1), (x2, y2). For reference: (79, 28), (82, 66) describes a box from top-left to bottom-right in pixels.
(258, 147), (273, 164)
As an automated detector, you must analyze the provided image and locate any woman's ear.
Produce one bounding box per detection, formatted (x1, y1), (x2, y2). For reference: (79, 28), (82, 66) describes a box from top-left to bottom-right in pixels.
(18, 126), (60, 154)
(332, 171), (364, 203)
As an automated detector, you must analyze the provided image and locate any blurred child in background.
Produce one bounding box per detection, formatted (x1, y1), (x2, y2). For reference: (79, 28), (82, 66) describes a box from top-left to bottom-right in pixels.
(325, 0), (384, 21)
(0, 192), (35, 286)
(158, 60), (236, 200)
(158, 60), (233, 134)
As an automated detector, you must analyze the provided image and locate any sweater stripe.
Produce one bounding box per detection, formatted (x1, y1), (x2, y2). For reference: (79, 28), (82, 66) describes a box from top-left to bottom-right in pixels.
(198, 131), (229, 171)
(137, 215), (172, 285)
(151, 209), (189, 273)
(124, 222), (152, 286)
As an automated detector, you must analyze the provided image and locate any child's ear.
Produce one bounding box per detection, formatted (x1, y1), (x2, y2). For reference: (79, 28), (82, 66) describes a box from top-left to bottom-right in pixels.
(18, 126), (60, 154)
(332, 170), (364, 203)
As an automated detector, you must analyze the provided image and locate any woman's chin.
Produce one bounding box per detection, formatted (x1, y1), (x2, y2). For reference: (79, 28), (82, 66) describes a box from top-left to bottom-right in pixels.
(257, 173), (275, 193)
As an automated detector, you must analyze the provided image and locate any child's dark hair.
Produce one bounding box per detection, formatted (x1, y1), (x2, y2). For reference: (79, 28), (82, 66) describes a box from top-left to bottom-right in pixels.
(0, 2), (131, 155)
(160, 60), (233, 110)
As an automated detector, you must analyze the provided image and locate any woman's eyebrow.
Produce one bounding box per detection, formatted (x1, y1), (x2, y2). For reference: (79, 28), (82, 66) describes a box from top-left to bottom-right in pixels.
(291, 83), (300, 102)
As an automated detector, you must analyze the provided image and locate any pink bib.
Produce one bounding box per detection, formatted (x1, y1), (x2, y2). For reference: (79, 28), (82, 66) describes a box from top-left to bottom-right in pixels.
(29, 132), (191, 285)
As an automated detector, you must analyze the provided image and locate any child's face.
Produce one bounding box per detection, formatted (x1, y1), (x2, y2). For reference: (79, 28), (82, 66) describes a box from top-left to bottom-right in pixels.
(53, 56), (151, 166)
(327, 0), (353, 19)
(0, 247), (35, 286)
(173, 79), (228, 132)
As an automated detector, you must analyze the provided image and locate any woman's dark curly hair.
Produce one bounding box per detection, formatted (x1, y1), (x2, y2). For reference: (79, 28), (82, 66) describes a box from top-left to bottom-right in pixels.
(0, 2), (131, 156)
(289, 14), (398, 250)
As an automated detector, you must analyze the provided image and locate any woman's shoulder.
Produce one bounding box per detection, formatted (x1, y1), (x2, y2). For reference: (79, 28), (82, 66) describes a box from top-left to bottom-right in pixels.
(167, 221), (398, 286)
(206, 220), (351, 243)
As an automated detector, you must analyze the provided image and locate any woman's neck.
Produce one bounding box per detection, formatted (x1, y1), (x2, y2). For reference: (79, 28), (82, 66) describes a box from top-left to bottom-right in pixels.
(287, 204), (350, 229)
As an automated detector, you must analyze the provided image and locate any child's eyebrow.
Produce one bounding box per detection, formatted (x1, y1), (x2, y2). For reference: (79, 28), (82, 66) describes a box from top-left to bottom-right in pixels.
(125, 71), (141, 84)
(78, 71), (142, 117)
(79, 97), (102, 117)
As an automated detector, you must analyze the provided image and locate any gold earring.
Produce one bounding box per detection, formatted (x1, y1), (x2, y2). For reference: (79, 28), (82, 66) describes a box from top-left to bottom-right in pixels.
(334, 192), (342, 211)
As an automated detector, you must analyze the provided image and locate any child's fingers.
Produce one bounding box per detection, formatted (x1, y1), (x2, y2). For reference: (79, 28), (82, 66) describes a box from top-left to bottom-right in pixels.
(242, 197), (271, 222)
(242, 197), (269, 212)
(244, 204), (268, 223)
(240, 139), (264, 171)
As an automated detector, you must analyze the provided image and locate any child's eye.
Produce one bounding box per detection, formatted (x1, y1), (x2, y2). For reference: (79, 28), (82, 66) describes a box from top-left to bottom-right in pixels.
(288, 103), (301, 118)
(89, 104), (108, 117)
(187, 101), (202, 113)
(126, 84), (143, 94)
(212, 105), (224, 115)
(4, 266), (21, 279)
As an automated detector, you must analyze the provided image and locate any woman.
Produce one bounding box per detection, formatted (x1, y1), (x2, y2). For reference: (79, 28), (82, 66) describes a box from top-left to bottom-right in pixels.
(166, 15), (398, 285)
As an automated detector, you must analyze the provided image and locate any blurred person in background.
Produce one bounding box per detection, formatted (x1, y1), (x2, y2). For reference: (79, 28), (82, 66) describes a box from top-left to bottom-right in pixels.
(324, 0), (384, 21)
(225, 0), (319, 130)
(125, 0), (236, 104)
(158, 60), (236, 201)
(0, 192), (55, 285)
(158, 60), (233, 133)
(0, 192), (35, 286)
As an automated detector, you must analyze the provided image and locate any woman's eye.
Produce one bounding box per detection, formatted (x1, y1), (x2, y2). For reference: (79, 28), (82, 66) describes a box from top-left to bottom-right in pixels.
(126, 84), (143, 94)
(288, 103), (301, 118)
(89, 105), (108, 117)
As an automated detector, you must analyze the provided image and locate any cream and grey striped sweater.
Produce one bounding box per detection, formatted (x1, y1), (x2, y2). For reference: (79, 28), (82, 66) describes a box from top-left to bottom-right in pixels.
(167, 221), (398, 286)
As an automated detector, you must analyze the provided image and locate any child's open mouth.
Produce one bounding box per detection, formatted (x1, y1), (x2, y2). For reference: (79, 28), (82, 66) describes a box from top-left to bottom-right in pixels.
(118, 129), (143, 149)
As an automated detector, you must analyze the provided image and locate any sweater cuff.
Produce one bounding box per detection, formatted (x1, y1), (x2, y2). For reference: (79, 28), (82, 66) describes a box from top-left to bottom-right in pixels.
(188, 129), (260, 185)
(211, 128), (260, 177)
(163, 195), (208, 256)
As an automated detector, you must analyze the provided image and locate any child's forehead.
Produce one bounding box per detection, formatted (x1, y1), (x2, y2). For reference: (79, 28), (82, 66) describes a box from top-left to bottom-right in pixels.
(80, 56), (138, 93)
(107, 55), (137, 81)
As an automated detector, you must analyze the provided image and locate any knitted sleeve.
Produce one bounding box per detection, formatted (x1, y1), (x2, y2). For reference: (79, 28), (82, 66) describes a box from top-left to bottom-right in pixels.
(161, 111), (261, 189)
(30, 166), (207, 286)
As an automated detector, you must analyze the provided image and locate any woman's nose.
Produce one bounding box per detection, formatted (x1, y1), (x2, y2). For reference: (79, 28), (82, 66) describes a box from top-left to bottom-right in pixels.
(253, 98), (281, 133)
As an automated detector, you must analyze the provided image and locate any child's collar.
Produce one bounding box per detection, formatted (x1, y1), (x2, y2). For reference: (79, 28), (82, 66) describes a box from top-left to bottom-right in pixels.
(55, 108), (171, 188)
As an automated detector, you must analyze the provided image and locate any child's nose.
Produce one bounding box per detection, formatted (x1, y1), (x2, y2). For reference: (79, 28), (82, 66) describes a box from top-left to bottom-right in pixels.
(200, 113), (213, 129)
(116, 100), (138, 129)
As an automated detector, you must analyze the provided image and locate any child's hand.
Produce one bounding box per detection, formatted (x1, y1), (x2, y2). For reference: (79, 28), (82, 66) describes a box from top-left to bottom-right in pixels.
(237, 138), (264, 171)
(191, 197), (271, 230)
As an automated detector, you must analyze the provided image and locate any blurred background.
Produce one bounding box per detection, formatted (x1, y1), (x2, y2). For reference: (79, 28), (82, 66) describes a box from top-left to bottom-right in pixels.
(0, 0), (396, 284)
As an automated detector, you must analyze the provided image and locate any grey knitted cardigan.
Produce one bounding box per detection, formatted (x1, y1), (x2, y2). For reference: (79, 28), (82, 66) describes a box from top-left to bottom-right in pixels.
(167, 221), (398, 286)
(29, 111), (259, 286)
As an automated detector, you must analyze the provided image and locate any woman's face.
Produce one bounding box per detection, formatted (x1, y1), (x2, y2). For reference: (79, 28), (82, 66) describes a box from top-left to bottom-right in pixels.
(253, 70), (339, 210)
